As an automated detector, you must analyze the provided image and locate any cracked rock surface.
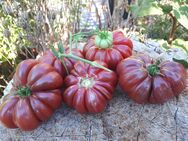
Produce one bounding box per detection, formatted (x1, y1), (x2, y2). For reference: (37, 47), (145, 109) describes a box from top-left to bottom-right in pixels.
(1, 40), (188, 141)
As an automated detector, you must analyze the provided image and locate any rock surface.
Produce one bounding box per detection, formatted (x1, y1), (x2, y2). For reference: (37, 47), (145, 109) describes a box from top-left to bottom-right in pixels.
(132, 38), (188, 61)
(1, 40), (188, 141)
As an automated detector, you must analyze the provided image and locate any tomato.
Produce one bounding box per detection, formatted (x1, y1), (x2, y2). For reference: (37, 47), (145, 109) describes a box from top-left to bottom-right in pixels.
(0, 59), (63, 131)
(37, 48), (84, 77)
(63, 61), (117, 114)
(83, 30), (133, 70)
(117, 54), (187, 104)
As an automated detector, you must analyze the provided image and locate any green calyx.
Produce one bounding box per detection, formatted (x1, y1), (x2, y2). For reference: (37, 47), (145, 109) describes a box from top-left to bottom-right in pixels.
(17, 87), (31, 97)
(147, 60), (160, 76)
(95, 31), (113, 49)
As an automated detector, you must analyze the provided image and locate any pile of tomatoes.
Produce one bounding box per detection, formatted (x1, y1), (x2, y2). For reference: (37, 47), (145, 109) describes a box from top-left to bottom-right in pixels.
(0, 30), (186, 131)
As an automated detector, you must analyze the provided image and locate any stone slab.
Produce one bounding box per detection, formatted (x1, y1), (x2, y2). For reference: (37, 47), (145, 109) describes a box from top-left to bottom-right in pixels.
(1, 39), (188, 141)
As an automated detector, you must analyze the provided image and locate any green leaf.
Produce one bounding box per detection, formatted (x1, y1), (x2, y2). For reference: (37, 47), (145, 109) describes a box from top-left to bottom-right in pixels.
(130, 0), (163, 17)
(173, 4), (188, 29)
(58, 41), (64, 53)
(160, 4), (173, 14)
(154, 39), (169, 49)
(172, 38), (188, 54)
(154, 38), (188, 53)
(173, 58), (188, 68)
(174, 0), (188, 3)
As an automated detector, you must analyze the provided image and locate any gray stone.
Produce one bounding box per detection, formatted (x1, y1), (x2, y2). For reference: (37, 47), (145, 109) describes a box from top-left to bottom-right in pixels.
(132, 39), (188, 61)
(1, 85), (188, 141)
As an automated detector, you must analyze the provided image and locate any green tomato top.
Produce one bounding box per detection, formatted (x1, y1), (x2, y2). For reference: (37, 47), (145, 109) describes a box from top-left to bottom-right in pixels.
(94, 31), (113, 49)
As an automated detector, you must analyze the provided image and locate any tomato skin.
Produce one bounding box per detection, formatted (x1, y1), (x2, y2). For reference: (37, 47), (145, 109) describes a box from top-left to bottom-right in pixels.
(63, 61), (117, 114)
(116, 54), (187, 104)
(37, 48), (84, 77)
(83, 30), (133, 70)
(0, 59), (63, 131)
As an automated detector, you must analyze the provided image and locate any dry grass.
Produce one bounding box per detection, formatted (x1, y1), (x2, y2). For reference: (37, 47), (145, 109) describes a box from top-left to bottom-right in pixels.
(0, 0), (135, 95)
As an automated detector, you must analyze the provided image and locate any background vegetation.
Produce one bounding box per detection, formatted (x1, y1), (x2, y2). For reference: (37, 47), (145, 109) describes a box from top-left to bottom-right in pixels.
(0, 0), (188, 95)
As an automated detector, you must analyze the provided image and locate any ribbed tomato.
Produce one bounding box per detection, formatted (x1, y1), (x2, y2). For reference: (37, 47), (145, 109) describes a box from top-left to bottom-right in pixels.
(83, 30), (133, 70)
(0, 59), (63, 131)
(37, 48), (84, 77)
(63, 61), (117, 114)
(117, 54), (187, 104)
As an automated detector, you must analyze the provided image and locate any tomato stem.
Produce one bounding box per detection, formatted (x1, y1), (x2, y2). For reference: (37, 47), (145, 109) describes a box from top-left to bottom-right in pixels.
(17, 87), (31, 97)
(147, 60), (160, 76)
(51, 30), (112, 73)
(69, 32), (73, 54)
(62, 31), (110, 71)
(59, 53), (112, 72)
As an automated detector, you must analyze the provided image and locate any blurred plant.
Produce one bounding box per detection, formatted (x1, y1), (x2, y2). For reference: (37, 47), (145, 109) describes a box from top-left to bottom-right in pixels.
(138, 15), (188, 41)
(130, 0), (188, 68)
(0, 1), (33, 96)
(130, 0), (188, 49)
(0, 0), (106, 95)
(51, 0), (87, 42)
(0, 13), (30, 64)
